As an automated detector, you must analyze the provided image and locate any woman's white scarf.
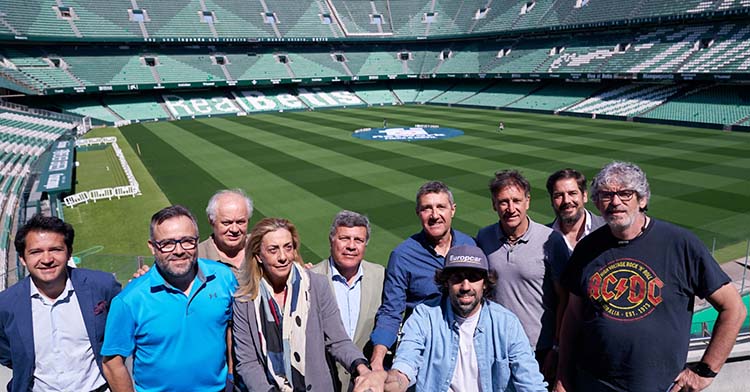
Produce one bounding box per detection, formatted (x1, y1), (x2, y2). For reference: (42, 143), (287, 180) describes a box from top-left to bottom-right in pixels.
(255, 263), (311, 391)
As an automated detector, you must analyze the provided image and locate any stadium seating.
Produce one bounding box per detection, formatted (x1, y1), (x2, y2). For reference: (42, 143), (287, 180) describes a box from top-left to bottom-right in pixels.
(391, 82), (422, 103)
(509, 82), (603, 111)
(344, 49), (404, 76)
(286, 52), (345, 79)
(57, 98), (121, 123)
(565, 83), (684, 117)
(103, 96), (170, 121)
(329, 0), (392, 35)
(641, 84), (750, 125)
(351, 85), (400, 105)
(461, 82), (542, 108)
(63, 0), (139, 39)
(0, 109), (74, 272)
(428, 80), (489, 105)
(2, 0), (750, 41)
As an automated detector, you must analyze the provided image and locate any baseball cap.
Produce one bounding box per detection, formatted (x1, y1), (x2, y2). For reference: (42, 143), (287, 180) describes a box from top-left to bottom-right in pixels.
(443, 245), (489, 272)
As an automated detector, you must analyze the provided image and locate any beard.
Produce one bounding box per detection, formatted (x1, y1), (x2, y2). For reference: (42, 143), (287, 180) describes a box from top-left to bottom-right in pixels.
(156, 255), (197, 280)
(604, 207), (637, 231)
(558, 206), (584, 226)
(450, 291), (482, 318)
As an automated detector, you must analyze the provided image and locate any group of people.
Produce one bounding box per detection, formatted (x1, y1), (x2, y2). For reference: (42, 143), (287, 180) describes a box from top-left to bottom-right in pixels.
(0, 161), (745, 392)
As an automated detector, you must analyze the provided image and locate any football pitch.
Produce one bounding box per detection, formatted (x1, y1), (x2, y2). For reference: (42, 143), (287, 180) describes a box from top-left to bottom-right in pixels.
(69, 104), (750, 272)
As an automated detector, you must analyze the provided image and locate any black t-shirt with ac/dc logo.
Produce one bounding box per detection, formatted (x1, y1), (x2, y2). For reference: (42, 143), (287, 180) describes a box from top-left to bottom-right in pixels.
(561, 218), (730, 392)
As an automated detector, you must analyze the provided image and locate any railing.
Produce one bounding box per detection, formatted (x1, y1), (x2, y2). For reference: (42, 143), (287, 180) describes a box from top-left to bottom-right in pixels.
(64, 137), (140, 207)
(0, 98), (83, 124)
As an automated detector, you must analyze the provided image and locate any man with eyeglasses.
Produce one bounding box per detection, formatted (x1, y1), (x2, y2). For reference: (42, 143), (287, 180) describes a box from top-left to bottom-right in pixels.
(476, 170), (570, 385)
(358, 245), (546, 391)
(101, 205), (237, 392)
(555, 162), (746, 392)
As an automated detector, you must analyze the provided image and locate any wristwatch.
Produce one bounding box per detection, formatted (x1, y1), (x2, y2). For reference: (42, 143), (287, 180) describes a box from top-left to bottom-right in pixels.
(688, 362), (718, 378)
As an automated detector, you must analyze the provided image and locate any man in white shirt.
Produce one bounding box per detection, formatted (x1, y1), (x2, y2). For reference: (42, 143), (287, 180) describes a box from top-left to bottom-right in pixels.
(363, 245), (546, 392)
(0, 215), (121, 392)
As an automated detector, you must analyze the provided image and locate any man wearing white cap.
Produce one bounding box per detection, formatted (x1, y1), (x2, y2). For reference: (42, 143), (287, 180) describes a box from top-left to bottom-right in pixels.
(359, 245), (546, 392)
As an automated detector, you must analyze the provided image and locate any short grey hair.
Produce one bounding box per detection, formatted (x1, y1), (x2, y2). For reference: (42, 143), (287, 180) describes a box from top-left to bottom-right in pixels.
(591, 161), (651, 204)
(415, 181), (454, 212)
(329, 210), (371, 244)
(206, 189), (254, 224)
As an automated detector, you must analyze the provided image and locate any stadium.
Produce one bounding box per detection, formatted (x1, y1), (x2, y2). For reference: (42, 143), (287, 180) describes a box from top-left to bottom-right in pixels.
(0, 0), (749, 390)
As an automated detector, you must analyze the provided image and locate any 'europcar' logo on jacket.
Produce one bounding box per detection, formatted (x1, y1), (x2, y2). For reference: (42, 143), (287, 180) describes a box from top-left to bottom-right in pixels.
(587, 258), (663, 321)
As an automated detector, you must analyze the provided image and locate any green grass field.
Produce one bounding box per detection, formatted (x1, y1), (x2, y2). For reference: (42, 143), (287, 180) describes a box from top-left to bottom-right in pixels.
(67, 105), (750, 274)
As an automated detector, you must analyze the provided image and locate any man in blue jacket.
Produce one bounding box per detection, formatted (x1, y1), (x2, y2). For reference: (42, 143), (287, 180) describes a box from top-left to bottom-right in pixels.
(374, 245), (546, 391)
(369, 181), (475, 370)
(0, 214), (121, 392)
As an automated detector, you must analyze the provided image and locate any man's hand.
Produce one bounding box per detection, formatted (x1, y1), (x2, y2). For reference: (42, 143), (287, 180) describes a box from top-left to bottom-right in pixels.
(130, 264), (150, 281)
(352, 367), (386, 392)
(370, 344), (388, 371)
(669, 368), (713, 392)
(552, 379), (568, 392)
(383, 370), (409, 392)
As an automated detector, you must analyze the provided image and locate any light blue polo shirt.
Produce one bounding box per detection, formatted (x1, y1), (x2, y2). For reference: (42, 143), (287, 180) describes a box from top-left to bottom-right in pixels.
(101, 258), (237, 392)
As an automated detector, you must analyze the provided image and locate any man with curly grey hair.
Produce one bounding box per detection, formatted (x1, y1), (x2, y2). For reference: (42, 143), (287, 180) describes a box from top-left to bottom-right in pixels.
(555, 161), (745, 392)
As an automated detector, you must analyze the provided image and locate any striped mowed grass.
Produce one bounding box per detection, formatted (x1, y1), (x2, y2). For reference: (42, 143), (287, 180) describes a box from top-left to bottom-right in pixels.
(83, 104), (750, 266)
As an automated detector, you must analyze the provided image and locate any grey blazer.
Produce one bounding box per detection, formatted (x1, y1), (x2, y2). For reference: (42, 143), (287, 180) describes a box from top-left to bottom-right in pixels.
(233, 270), (366, 392)
(311, 259), (385, 390)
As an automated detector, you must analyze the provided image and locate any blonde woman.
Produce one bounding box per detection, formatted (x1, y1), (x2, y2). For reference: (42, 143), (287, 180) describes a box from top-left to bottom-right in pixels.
(232, 218), (384, 392)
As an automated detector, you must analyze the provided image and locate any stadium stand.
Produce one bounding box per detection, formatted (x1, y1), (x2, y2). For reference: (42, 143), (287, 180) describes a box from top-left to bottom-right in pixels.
(351, 84), (400, 106)
(391, 82), (422, 104)
(0, 109), (75, 279)
(428, 80), (490, 105)
(460, 82), (542, 108)
(566, 83), (685, 117)
(1, 0), (749, 41)
(329, 0), (393, 36)
(642, 84), (750, 125)
(103, 95), (170, 121)
(56, 98), (121, 124)
(508, 82), (604, 111)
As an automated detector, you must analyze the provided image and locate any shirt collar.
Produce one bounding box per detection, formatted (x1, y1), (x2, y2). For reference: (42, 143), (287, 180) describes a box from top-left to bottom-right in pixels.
(417, 229), (456, 256)
(328, 257), (363, 286)
(30, 276), (74, 302)
(149, 258), (210, 293)
(496, 217), (532, 244)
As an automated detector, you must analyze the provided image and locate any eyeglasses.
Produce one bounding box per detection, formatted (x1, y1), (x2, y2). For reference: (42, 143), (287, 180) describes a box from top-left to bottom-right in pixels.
(447, 270), (485, 284)
(597, 189), (637, 202)
(151, 236), (199, 253)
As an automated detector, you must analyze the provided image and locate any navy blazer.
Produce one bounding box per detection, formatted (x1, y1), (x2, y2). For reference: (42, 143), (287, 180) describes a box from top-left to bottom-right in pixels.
(0, 267), (121, 392)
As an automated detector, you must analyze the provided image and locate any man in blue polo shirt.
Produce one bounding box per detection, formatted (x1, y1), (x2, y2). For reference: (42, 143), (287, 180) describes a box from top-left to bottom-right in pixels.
(101, 205), (237, 392)
(370, 181), (475, 370)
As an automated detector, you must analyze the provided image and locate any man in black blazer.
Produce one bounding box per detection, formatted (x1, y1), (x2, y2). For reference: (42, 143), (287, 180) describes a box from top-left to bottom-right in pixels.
(0, 214), (121, 392)
(547, 169), (606, 252)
